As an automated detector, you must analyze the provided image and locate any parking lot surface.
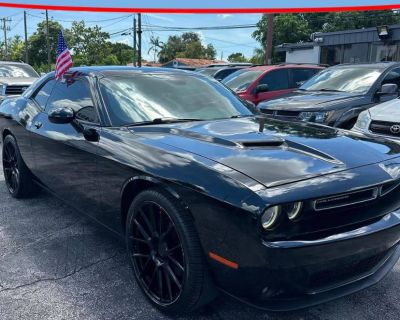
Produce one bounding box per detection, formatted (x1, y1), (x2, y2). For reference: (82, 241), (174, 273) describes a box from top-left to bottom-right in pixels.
(0, 150), (399, 320)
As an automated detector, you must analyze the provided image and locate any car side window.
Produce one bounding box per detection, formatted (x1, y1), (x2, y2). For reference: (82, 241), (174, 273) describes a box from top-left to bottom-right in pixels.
(291, 68), (319, 88)
(45, 78), (98, 123)
(32, 79), (56, 109)
(258, 69), (289, 91)
(381, 68), (400, 88)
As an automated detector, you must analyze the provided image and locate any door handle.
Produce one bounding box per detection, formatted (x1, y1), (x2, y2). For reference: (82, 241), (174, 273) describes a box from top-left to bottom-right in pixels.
(34, 121), (42, 129)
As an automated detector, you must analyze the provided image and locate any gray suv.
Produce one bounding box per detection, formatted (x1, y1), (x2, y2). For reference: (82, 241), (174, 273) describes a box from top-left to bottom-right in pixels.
(0, 61), (39, 103)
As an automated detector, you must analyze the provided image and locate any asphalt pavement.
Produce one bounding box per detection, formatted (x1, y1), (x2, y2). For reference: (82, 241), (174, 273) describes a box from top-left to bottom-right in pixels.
(0, 149), (399, 320)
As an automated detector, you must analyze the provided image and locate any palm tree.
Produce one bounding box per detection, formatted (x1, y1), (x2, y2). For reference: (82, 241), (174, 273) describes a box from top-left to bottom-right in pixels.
(148, 35), (164, 63)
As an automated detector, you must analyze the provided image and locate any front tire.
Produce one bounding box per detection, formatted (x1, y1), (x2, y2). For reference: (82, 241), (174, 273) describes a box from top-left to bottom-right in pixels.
(2, 135), (37, 198)
(125, 188), (215, 314)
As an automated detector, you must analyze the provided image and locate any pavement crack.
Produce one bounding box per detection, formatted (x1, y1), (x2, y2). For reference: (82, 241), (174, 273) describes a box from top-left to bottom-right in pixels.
(0, 218), (83, 260)
(0, 252), (118, 294)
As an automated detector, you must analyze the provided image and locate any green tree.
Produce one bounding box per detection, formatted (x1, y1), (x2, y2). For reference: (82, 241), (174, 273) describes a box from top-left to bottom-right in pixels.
(158, 32), (216, 63)
(227, 52), (248, 63)
(28, 20), (64, 71)
(204, 44), (216, 60)
(68, 21), (111, 65)
(148, 35), (164, 62)
(9, 36), (25, 61)
(252, 10), (400, 64)
(108, 42), (135, 65)
(249, 48), (265, 64)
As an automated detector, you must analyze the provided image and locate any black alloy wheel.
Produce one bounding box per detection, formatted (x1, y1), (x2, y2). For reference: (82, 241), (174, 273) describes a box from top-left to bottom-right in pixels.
(3, 139), (20, 194)
(2, 135), (38, 198)
(126, 188), (215, 313)
(131, 201), (185, 305)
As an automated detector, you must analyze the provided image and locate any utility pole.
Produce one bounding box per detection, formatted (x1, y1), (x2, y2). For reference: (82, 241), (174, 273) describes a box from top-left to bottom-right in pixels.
(45, 10), (51, 72)
(0, 18), (11, 60)
(137, 13), (142, 67)
(24, 11), (28, 63)
(265, 14), (274, 65)
(133, 15), (137, 66)
(220, 51), (223, 61)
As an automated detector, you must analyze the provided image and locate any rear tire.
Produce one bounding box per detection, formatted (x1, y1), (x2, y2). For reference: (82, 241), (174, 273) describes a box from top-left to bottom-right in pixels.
(125, 188), (216, 314)
(2, 134), (38, 198)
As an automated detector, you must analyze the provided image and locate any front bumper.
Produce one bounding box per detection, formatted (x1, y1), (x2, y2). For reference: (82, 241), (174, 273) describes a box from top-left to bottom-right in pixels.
(210, 211), (400, 311)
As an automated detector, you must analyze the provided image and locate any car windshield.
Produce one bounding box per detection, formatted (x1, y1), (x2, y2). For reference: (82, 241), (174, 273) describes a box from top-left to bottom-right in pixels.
(300, 66), (383, 93)
(100, 72), (253, 126)
(0, 64), (39, 78)
(222, 69), (263, 91)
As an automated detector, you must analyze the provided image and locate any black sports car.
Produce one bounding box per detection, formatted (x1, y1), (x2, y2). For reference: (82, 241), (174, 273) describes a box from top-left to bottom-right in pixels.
(1, 66), (400, 314)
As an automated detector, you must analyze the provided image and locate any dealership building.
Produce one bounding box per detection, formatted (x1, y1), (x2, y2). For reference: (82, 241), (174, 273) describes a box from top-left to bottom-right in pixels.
(276, 24), (400, 65)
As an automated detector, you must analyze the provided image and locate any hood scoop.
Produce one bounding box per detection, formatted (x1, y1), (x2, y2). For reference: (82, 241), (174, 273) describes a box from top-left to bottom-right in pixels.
(286, 140), (343, 165)
(240, 139), (285, 148)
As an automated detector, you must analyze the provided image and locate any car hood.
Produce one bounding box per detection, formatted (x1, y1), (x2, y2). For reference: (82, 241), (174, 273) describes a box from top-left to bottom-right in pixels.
(0, 77), (38, 86)
(259, 91), (364, 111)
(129, 117), (400, 187)
(368, 98), (400, 121)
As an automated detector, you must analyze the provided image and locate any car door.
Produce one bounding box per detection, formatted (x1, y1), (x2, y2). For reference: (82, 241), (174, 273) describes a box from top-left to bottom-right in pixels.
(254, 69), (291, 104)
(29, 76), (102, 215)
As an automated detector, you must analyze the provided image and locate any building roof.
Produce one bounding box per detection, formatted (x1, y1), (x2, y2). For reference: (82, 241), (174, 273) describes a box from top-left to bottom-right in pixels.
(163, 58), (225, 67)
(275, 42), (316, 52)
(276, 23), (400, 50)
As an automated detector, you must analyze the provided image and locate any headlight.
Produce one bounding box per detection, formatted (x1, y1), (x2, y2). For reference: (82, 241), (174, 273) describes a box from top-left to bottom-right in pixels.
(261, 206), (280, 230)
(0, 84), (5, 95)
(354, 111), (371, 130)
(283, 202), (303, 221)
(299, 111), (330, 123)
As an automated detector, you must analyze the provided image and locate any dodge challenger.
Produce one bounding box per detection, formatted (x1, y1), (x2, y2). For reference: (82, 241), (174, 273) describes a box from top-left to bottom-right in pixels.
(0, 66), (400, 314)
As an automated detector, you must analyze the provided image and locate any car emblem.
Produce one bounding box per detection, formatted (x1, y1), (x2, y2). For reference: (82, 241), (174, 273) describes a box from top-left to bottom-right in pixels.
(390, 124), (400, 134)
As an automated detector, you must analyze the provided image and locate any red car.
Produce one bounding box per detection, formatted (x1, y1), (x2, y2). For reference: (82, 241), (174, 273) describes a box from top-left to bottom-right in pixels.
(222, 64), (324, 105)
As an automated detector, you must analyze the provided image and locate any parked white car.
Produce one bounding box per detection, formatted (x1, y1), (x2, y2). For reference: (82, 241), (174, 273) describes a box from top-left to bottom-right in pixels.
(353, 98), (400, 139)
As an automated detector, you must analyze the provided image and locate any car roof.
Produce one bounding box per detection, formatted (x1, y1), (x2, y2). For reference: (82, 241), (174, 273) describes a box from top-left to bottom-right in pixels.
(331, 62), (400, 69)
(248, 64), (324, 71)
(0, 61), (32, 66)
(46, 66), (195, 78)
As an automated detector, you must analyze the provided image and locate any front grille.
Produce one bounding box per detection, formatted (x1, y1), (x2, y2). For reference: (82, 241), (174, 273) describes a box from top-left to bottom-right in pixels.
(313, 187), (379, 211)
(276, 110), (300, 117)
(5, 85), (29, 95)
(369, 120), (400, 137)
(260, 109), (274, 115)
(260, 109), (300, 118)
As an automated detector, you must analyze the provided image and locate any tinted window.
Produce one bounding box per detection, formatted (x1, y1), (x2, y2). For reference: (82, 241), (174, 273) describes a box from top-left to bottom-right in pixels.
(259, 69), (289, 91)
(291, 68), (320, 88)
(197, 68), (221, 77)
(214, 68), (241, 80)
(100, 73), (253, 126)
(222, 69), (263, 91)
(46, 78), (98, 123)
(33, 79), (56, 109)
(300, 66), (382, 94)
(382, 68), (400, 88)
(0, 63), (39, 78)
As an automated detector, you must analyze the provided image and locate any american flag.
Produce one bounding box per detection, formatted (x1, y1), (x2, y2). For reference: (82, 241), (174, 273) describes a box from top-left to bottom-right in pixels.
(55, 30), (73, 80)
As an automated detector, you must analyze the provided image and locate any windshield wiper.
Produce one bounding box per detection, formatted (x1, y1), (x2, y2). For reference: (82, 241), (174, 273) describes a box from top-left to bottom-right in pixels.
(230, 114), (251, 119)
(316, 88), (344, 92)
(125, 117), (203, 127)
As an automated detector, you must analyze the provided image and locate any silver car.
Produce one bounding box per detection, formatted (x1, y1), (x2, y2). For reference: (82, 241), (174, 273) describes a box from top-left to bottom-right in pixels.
(353, 97), (400, 139)
(0, 61), (39, 103)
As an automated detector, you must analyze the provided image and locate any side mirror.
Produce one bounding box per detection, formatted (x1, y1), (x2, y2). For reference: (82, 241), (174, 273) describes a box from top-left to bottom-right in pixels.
(254, 84), (269, 95)
(377, 83), (398, 96)
(48, 107), (75, 124)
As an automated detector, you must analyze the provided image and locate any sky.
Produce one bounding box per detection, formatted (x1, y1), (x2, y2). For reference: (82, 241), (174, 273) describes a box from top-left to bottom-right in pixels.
(1, 1), (400, 62)
(0, 9), (263, 61)
(2, 0), (400, 8)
